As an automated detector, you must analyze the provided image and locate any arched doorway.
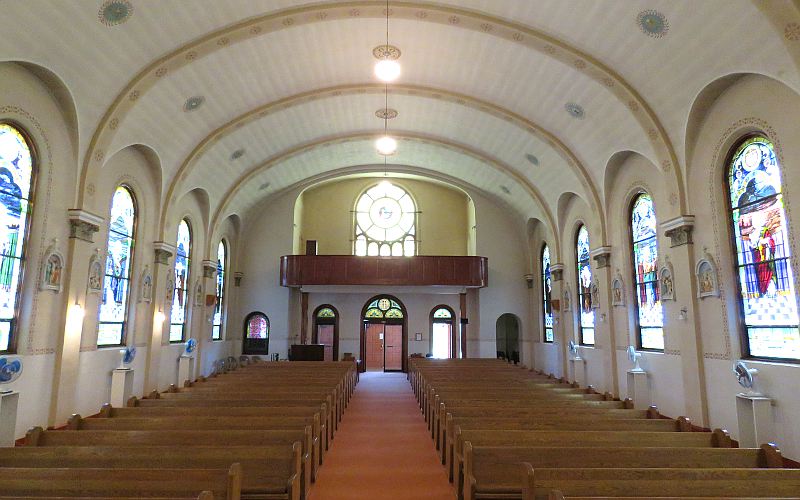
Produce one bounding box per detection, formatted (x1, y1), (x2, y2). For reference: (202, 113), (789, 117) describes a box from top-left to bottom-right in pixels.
(243, 311), (270, 355)
(360, 295), (407, 372)
(313, 305), (339, 361)
(496, 313), (520, 364)
(430, 305), (456, 359)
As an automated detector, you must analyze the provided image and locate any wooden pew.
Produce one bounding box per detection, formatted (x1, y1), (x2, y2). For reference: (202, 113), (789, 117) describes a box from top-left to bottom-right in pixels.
(0, 464), (241, 499)
(449, 427), (730, 488)
(462, 443), (785, 500)
(25, 427), (312, 499)
(0, 446), (299, 500)
(69, 413), (324, 475)
(534, 468), (800, 500)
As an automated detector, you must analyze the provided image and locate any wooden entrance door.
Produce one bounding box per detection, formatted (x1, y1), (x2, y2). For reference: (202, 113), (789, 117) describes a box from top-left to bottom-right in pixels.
(384, 324), (403, 371)
(317, 324), (335, 361)
(365, 323), (385, 371)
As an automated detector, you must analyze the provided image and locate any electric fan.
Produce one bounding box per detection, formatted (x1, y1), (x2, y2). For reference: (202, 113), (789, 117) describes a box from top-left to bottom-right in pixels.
(0, 356), (23, 393)
(733, 360), (761, 395)
(568, 340), (580, 359)
(184, 338), (197, 355)
(117, 346), (136, 370)
(627, 345), (643, 372)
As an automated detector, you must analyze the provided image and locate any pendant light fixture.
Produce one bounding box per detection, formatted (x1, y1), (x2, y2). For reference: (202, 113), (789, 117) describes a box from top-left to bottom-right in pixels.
(375, 0), (399, 156)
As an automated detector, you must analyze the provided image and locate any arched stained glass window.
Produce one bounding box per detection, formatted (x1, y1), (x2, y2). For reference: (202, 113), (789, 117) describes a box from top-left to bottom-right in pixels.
(170, 219), (192, 343)
(0, 124), (35, 353)
(431, 306), (454, 359)
(212, 240), (226, 340)
(98, 186), (136, 346)
(630, 193), (663, 350)
(354, 181), (416, 257)
(317, 307), (336, 319)
(364, 297), (404, 319)
(727, 136), (799, 360)
(576, 225), (595, 345)
(542, 244), (554, 343)
(243, 311), (269, 355)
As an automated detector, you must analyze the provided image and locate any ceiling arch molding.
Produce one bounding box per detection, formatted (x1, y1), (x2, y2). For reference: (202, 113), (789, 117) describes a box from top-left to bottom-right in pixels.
(200, 131), (563, 259)
(160, 82), (604, 240)
(78, 0), (685, 219)
(213, 162), (556, 261)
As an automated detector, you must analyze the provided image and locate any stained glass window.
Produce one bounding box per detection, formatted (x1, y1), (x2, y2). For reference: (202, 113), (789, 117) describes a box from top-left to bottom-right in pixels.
(0, 124), (35, 353)
(97, 186), (136, 346)
(211, 240), (226, 340)
(354, 181), (416, 256)
(727, 136), (799, 360)
(433, 308), (452, 319)
(630, 194), (664, 350)
(317, 307), (336, 319)
(364, 298), (403, 319)
(576, 225), (595, 345)
(170, 219), (191, 342)
(542, 244), (554, 343)
(246, 313), (269, 339)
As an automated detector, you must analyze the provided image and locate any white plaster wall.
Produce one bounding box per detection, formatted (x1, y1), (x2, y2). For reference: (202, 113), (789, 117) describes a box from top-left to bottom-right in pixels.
(687, 74), (800, 458)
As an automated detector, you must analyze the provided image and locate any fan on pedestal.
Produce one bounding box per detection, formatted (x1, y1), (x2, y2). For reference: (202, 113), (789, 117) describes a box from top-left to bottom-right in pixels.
(733, 360), (761, 396)
(117, 346), (136, 370)
(568, 340), (581, 360)
(627, 345), (644, 372)
(184, 338), (197, 356)
(0, 356), (23, 393)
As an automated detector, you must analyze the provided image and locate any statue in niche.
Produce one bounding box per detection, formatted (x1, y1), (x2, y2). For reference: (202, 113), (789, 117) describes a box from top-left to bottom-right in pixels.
(40, 239), (64, 292)
(562, 288), (571, 312)
(139, 266), (152, 303)
(87, 249), (103, 294)
(590, 279), (600, 309)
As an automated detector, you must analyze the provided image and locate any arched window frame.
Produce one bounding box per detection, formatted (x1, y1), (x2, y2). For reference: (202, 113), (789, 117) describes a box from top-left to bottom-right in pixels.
(211, 239), (227, 341)
(629, 192), (664, 351)
(243, 311), (270, 355)
(430, 305), (455, 359)
(97, 185), (137, 347)
(575, 224), (595, 345)
(353, 181), (417, 257)
(0, 122), (38, 354)
(541, 244), (554, 343)
(725, 134), (800, 361)
(313, 304), (339, 361)
(169, 218), (192, 343)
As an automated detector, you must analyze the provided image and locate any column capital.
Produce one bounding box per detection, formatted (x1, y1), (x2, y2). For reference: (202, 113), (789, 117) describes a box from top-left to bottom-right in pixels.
(153, 241), (176, 265)
(202, 260), (217, 278)
(550, 263), (564, 281)
(234, 272), (244, 287)
(662, 215), (695, 247)
(590, 246), (612, 268)
(67, 209), (103, 242)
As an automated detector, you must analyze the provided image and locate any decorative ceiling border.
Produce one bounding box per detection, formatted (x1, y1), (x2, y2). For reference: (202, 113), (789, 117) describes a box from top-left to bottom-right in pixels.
(158, 83), (604, 245)
(206, 131), (561, 259)
(79, 0), (685, 217)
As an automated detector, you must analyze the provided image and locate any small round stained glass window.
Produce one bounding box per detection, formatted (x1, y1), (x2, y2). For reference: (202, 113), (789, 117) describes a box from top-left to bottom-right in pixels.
(354, 181), (416, 256)
(378, 298), (391, 311)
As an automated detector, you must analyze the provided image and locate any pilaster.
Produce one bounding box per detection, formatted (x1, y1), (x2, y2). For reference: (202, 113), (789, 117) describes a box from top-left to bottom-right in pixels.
(660, 216), (708, 426)
(550, 263), (567, 378)
(49, 210), (103, 425)
(143, 242), (174, 393)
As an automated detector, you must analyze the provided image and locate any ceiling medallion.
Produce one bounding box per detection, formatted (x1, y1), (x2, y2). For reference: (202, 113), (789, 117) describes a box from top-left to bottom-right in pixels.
(525, 153), (540, 166)
(500, 185), (511, 195)
(564, 102), (585, 120)
(98, 0), (133, 27)
(373, 44), (401, 60)
(637, 10), (669, 38)
(258, 182), (271, 191)
(230, 148), (246, 161)
(183, 96), (205, 112)
(375, 108), (398, 119)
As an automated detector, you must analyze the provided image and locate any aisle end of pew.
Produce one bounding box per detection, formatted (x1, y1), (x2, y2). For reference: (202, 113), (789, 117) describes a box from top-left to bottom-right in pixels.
(227, 462), (242, 500)
(521, 462), (535, 500)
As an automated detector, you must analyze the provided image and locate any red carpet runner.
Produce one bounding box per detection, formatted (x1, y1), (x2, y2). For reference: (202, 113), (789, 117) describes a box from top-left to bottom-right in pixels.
(309, 372), (456, 499)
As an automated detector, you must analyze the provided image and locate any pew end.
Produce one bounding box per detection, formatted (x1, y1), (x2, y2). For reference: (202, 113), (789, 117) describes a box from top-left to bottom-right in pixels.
(99, 403), (113, 417)
(761, 442), (784, 468)
(712, 428), (732, 448)
(24, 426), (43, 446)
(677, 416), (692, 431)
(646, 405), (660, 419)
(521, 462), (535, 500)
(126, 396), (139, 407)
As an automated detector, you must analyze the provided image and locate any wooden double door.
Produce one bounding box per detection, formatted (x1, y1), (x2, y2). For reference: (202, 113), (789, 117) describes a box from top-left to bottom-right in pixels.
(364, 322), (403, 372)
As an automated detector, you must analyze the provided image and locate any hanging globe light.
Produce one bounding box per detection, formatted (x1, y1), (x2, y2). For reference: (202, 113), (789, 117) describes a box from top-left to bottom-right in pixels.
(375, 136), (398, 155)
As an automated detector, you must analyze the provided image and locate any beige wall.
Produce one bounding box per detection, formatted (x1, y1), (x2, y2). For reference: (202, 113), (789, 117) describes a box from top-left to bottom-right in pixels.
(298, 178), (470, 256)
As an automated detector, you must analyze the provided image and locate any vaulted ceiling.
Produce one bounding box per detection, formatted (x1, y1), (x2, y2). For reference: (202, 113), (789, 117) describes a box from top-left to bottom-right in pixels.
(3, 0), (800, 240)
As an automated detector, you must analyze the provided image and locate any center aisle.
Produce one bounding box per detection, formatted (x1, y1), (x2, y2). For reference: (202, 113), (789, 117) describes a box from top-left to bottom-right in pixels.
(308, 372), (456, 500)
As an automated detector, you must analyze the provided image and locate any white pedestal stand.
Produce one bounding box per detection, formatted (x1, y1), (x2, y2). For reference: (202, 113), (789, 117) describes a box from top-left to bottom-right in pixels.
(568, 357), (586, 387)
(110, 368), (134, 408)
(0, 390), (20, 447)
(178, 355), (195, 386)
(626, 369), (650, 409)
(736, 393), (774, 448)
